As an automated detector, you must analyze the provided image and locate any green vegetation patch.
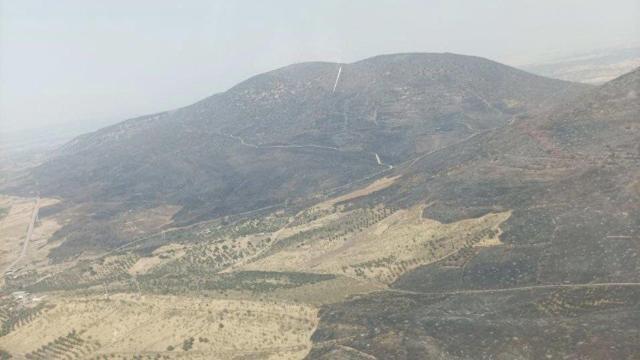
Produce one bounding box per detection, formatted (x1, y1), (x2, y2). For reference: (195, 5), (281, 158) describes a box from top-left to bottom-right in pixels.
(27, 254), (138, 293)
(139, 271), (335, 294)
(0, 302), (53, 337)
(523, 286), (640, 317)
(24, 330), (99, 359)
(0, 207), (9, 221)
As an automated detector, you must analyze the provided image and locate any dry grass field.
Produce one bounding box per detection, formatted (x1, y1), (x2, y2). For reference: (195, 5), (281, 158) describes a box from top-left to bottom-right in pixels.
(0, 293), (318, 359)
(116, 205), (182, 238)
(128, 243), (187, 276)
(0, 196), (60, 279)
(0, 196), (36, 273)
(243, 205), (510, 284)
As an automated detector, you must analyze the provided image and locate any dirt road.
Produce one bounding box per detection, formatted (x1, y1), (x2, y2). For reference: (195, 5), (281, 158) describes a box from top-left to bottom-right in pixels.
(388, 282), (640, 296)
(3, 197), (39, 275)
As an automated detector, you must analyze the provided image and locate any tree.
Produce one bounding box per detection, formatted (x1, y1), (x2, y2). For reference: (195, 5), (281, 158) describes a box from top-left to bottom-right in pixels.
(182, 337), (194, 351)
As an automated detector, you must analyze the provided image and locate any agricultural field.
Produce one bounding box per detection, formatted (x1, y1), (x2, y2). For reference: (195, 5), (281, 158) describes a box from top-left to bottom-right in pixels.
(0, 294), (318, 360)
(0, 188), (389, 359)
(243, 205), (510, 284)
(0, 173), (512, 359)
(0, 196), (37, 275)
(0, 195), (61, 285)
(26, 253), (140, 293)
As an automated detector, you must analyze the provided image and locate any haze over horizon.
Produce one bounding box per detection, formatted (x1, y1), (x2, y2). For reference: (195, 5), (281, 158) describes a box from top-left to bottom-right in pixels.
(1, 0), (638, 133)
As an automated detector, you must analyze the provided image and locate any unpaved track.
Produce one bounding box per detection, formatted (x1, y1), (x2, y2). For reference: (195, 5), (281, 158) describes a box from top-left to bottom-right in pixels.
(3, 197), (39, 274)
(218, 132), (339, 151)
(387, 282), (640, 296)
(218, 131), (392, 172)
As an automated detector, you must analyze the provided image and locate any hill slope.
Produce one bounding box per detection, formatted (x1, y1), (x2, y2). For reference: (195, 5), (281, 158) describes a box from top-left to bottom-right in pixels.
(1, 62), (636, 360)
(307, 68), (640, 359)
(12, 53), (589, 258)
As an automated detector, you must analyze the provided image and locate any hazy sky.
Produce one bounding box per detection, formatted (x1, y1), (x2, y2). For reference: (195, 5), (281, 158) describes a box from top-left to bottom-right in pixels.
(1, 0), (638, 133)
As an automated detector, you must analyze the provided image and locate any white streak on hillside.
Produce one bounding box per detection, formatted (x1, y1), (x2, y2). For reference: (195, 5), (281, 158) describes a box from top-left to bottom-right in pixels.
(332, 66), (342, 93)
(374, 153), (382, 165)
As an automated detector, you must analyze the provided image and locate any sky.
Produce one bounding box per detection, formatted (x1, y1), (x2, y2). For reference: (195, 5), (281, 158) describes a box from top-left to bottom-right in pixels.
(0, 0), (638, 133)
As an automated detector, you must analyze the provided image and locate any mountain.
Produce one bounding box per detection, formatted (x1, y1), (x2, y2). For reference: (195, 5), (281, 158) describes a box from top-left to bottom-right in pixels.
(10, 53), (589, 259)
(306, 68), (640, 359)
(1, 57), (637, 360)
